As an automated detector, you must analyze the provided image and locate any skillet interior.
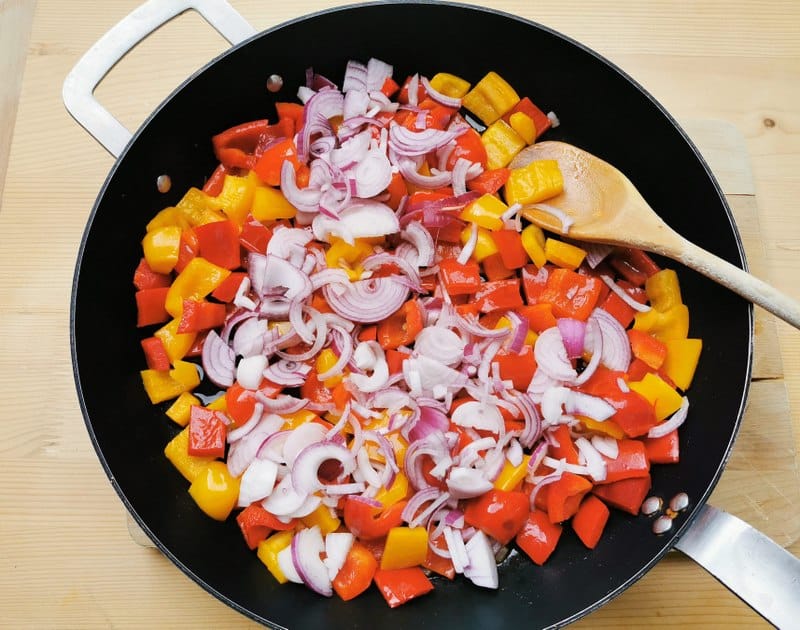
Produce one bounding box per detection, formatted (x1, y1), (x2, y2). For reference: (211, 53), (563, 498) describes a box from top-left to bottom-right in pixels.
(71, 3), (752, 628)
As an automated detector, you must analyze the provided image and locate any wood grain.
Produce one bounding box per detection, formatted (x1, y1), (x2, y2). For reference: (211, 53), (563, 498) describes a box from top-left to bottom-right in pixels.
(1, 1), (799, 628)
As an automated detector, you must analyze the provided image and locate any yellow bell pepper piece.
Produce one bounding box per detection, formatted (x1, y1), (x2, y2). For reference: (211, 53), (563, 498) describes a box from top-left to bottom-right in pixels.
(165, 257), (231, 317)
(429, 72), (471, 98)
(380, 526), (429, 570)
(544, 238), (587, 271)
(325, 237), (373, 281)
(645, 269), (683, 312)
(504, 159), (564, 207)
(460, 224), (499, 262)
(154, 318), (197, 364)
(315, 348), (344, 387)
(175, 188), (226, 227)
(628, 373), (684, 421)
(257, 530), (295, 584)
(662, 338), (703, 391)
(146, 207), (190, 233)
(495, 316), (537, 346)
(165, 392), (201, 427)
(459, 194), (509, 231)
(251, 186), (297, 221)
(141, 225), (181, 274)
(481, 120), (526, 170)
(206, 394), (228, 412)
(170, 360), (201, 391)
(633, 304), (690, 341)
(494, 455), (531, 492)
(140, 369), (185, 404)
(301, 505), (341, 535)
(216, 171), (258, 225)
(462, 71), (520, 125)
(188, 461), (240, 521)
(374, 473), (410, 508)
(281, 409), (321, 430)
(164, 427), (215, 482)
(520, 224), (547, 268)
(508, 111), (536, 144)
(581, 417), (626, 439)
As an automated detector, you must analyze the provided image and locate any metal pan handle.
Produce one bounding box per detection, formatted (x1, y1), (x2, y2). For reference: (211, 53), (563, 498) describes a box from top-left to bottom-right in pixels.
(62, 0), (256, 158)
(675, 503), (800, 628)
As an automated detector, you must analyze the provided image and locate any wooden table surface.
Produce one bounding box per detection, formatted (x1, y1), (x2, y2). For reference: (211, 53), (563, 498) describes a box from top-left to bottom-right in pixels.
(1, 0), (799, 627)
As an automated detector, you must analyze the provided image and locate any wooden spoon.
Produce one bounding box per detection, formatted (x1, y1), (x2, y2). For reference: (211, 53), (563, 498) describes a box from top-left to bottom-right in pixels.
(511, 141), (800, 329)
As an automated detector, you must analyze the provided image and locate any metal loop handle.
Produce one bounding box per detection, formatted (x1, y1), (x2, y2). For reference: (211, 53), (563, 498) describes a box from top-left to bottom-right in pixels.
(62, 0), (256, 157)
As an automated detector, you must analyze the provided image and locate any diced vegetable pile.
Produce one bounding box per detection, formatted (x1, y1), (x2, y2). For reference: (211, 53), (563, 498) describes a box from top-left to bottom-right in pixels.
(134, 58), (702, 607)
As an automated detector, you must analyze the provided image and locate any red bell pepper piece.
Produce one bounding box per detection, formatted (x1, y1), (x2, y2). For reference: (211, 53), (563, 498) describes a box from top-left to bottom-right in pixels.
(546, 472), (593, 523)
(384, 172), (407, 210)
(446, 127), (487, 169)
(467, 168), (510, 195)
(642, 430), (680, 464)
(598, 279), (647, 328)
(225, 380), (280, 425)
(235, 503), (297, 550)
(502, 96), (552, 140)
(202, 163), (227, 197)
(482, 253), (516, 281)
(133, 257), (171, 290)
(343, 496), (407, 541)
(373, 567), (434, 608)
(135, 287), (170, 327)
(495, 345), (537, 391)
(396, 75), (427, 105)
(538, 268), (602, 320)
(463, 489), (530, 545)
(377, 299), (424, 350)
(516, 508), (563, 565)
(592, 475), (652, 515)
(618, 247), (661, 278)
(548, 424), (580, 465)
(627, 329), (668, 369)
(140, 336), (171, 371)
(474, 279), (524, 313)
(253, 138), (301, 187)
(174, 228), (199, 274)
(423, 537), (456, 579)
(491, 229), (528, 270)
(275, 102), (304, 133)
(380, 76), (400, 98)
(599, 439), (650, 484)
(188, 406), (227, 458)
(176, 299), (227, 334)
(239, 216), (272, 254)
(385, 349), (407, 376)
(212, 119), (271, 170)
(211, 271), (246, 303)
(521, 264), (550, 303)
(417, 98), (458, 130)
(571, 494), (610, 549)
(518, 303), (558, 333)
(333, 542), (379, 601)
(194, 220), (241, 269)
(438, 258), (481, 295)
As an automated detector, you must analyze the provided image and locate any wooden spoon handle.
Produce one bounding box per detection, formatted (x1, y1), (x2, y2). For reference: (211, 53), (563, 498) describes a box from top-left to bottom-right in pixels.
(677, 238), (800, 329)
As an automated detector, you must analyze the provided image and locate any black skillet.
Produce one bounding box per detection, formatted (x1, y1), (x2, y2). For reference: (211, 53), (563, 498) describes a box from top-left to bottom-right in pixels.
(66, 1), (787, 627)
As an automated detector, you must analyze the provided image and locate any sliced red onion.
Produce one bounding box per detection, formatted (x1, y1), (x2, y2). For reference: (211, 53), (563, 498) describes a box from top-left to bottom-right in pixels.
(444, 526), (469, 574)
(365, 57), (393, 91)
(506, 392), (542, 448)
(451, 400), (504, 433)
(342, 60), (367, 93)
(262, 474), (309, 516)
(237, 458), (279, 507)
(297, 85), (315, 104)
(397, 159), (452, 189)
(565, 390), (616, 422)
(291, 440), (356, 495)
(400, 486), (440, 523)
(450, 157), (472, 196)
(557, 318), (587, 359)
(400, 221), (435, 267)
(404, 431), (451, 490)
(201, 329), (235, 388)
(291, 525), (333, 596)
(227, 402), (264, 443)
(362, 252), (422, 291)
(297, 88), (343, 162)
(323, 481), (365, 495)
(331, 130), (371, 169)
(354, 149), (393, 198)
(590, 308), (632, 372)
(534, 327), (578, 382)
(227, 415), (286, 477)
(249, 253), (312, 303)
(454, 312), (511, 340)
(237, 354), (268, 390)
(648, 396), (689, 438)
(457, 222), (478, 265)
(281, 160), (322, 213)
(407, 405), (450, 443)
(278, 545), (303, 584)
(264, 358), (311, 387)
(266, 227), (313, 264)
(312, 199), (400, 243)
(355, 448), (382, 488)
(255, 393), (309, 416)
(231, 317), (268, 358)
(256, 429), (291, 464)
(547, 111), (561, 127)
(573, 318), (604, 386)
(591, 435), (619, 459)
(406, 73), (420, 107)
(323, 531), (355, 581)
(574, 436), (607, 482)
(343, 89), (370, 120)
(506, 438), (524, 467)
(601, 275), (651, 312)
(530, 203), (574, 234)
(323, 276), (409, 323)
(419, 76), (462, 108)
(446, 467), (494, 499)
(582, 242), (614, 268)
(542, 455), (590, 477)
(284, 422), (331, 468)
(464, 531), (499, 589)
(413, 327), (466, 368)
(403, 355), (467, 397)
(389, 123), (465, 157)
(505, 311), (529, 355)
(277, 307), (327, 362)
(436, 141), (457, 172)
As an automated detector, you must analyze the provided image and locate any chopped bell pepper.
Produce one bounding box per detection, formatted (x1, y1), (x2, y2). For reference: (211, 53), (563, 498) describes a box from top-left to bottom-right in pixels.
(251, 185), (298, 221)
(464, 488), (530, 545)
(165, 391), (201, 427)
(136, 287), (170, 328)
(429, 72), (471, 98)
(544, 238), (586, 270)
(538, 268), (603, 320)
(504, 159), (564, 207)
(642, 430), (680, 464)
(253, 138), (300, 187)
(438, 257), (482, 295)
(661, 338), (702, 390)
(188, 406), (227, 458)
(592, 475), (652, 515)
(460, 224), (499, 262)
(333, 542), (379, 601)
(474, 278), (524, 313)
(520, 224), (547, 268)
(381, 526), (428, 570)
(165, 257), (231, 318)
(467, 167), (510, 195)
(571, 495), (610, 549)
(142, 225), (181, 274)
(459, 193), (509, 230)
(377, 299), (424, 350)
(211, 271), (246, 303)
(548, 424), (581, 465)
(174, 228), (199, 274)
(627, 329), (668, 369)
(343, 496), (407, 541)
(175, 187), (226, 227)
(133, 257), (171, 290)
(628, 372), (683, 421)
(494, 454), (531, 492)
(494, 346), (537, 391)
(169, 359), (201, 391)
(481, 120), (526, 170)
(176, 299), (227, 334)
(215, 171), (258, 226)
(502, 97), (552, 140)
(518, 303), (557, 332)
(301, 504), (341, 535)
(645, 269), (683, 312)
(462, 71), (520, 125)
(516, 508), (562, 565)
(154, 318), (197, 364)
(188, 461), (240, 521)
(598, 439), (650, 484)
(257, 530), (295, 584)
(315, 348), (344, 387)
(374, 473), (410, 508)
(140, 368), (185, 404)
(508, 111), (536, 144)
(373, 567), (434, 608)
(490, 229), (528, 269)
(146, 206), (189, 233)
(482, 252), (515, 281)
(202, 163), (227, 197)
(633, 303), (690, 341)
(164, 426), (215, 482)
(193, 220), (241, 269)
(546, 472), (593, 523)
